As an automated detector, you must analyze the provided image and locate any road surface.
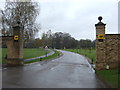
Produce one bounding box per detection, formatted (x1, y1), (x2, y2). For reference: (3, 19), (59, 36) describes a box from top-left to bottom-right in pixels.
(2, 50), (106, 88)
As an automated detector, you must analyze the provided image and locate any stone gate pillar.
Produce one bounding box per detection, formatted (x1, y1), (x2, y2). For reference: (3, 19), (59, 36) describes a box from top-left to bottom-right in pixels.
(7, 22), (23, 66)
(95, 16), (106, 70)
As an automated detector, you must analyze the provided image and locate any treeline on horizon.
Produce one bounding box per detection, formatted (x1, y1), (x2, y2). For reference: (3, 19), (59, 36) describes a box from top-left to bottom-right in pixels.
(2, 30), (96, 49)
(24, 30), (96, 49)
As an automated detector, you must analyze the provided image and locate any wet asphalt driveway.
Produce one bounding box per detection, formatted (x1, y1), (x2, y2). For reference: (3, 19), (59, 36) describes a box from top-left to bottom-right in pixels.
(2, 50), (106, 88)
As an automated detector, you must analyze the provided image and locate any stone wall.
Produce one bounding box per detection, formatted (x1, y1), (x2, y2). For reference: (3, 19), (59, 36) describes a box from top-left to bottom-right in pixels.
(96, 34), (120, 70)
(105, 34), (120, 69)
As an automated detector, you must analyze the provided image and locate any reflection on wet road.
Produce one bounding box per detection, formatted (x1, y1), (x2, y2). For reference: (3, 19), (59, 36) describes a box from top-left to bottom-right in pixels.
(2, 50), (106, 88)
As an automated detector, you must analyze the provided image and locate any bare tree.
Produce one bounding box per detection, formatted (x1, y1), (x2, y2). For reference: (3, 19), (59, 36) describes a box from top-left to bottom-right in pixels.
(2, 1), (40, 39)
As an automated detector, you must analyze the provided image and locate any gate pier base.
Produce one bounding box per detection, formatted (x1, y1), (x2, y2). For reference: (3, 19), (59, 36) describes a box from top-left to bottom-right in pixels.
(7, 59), (24, 66)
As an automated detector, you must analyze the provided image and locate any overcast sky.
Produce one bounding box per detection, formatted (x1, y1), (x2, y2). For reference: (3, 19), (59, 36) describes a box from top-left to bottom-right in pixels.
(0, 0), (119, 40)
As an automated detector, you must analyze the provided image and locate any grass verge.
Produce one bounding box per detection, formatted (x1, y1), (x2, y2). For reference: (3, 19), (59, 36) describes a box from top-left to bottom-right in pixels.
(96, 69), (119, 88)
(64, 49), (96, 62)
(23, 48), (50, 59)
(1, 48), (50, 64)
(24, 50), (61, 64)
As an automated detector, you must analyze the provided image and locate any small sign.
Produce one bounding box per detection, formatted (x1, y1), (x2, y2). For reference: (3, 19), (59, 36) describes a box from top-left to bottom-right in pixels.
(45, 46), (48, 49)
(14, 35), (19, 41)
(98, 34), (105, 39)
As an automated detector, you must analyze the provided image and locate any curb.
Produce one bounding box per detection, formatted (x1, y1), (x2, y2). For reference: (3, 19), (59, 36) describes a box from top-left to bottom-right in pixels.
(43, 50), (63, 61)
(24, 49), (55, 62)
(81, 54), (111, 88)
(25, 50), (63, 65)
(2, 50), (63, 69)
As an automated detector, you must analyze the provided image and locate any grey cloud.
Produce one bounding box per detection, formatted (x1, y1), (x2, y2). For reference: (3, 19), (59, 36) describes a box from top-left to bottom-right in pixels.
(0, 0), (118, 40)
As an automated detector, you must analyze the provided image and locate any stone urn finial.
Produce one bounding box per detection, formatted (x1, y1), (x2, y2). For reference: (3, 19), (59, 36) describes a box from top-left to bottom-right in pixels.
(95, 16), (106, 26)
(98, 16), (102, 22)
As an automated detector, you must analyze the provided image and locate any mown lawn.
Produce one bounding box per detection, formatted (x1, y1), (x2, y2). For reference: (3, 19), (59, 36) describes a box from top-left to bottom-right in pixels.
(64, 49), (119, 88)
(24, 50), (60, 64)
(65, 49), (96, 62)
(1, 48), (50, 64)
(23, 48), (50, 59)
